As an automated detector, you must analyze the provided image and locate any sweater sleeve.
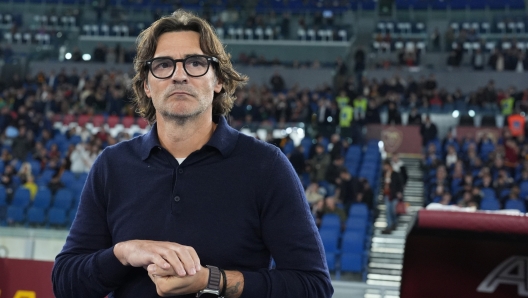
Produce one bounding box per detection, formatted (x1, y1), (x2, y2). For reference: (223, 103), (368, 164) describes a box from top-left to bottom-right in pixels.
(52, 153), (131, 298)
(240, 149), (333, 298)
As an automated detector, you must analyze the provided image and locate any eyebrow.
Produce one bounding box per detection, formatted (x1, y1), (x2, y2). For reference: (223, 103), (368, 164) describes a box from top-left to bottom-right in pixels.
(152, 53), (205, 59)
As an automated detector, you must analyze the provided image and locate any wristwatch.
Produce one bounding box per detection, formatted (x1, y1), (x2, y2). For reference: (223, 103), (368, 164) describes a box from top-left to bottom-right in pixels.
(196, 265), (221, 297)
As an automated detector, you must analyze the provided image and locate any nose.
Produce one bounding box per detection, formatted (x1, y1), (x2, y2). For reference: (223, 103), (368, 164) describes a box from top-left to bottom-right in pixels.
(171, 61), (188, 82)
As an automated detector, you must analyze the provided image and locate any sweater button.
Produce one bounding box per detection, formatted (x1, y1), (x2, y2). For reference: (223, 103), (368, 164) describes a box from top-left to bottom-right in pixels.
(174, 196), (180, 202)
(178, 168), (184, 174)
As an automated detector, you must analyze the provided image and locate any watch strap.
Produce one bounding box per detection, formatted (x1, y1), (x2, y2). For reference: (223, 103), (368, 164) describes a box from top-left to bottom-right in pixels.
(196, 265), (221, 297)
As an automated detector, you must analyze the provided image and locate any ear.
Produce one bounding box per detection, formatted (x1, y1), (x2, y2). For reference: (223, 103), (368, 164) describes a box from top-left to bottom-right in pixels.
(214, 76), (223, 94)
(144, 79), (151, 98)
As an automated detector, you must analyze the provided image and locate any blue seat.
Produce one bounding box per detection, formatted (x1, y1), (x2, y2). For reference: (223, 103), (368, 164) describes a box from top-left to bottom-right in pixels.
(326, 251), (337, 272)
(320, 214), (342, 233)
(348, 203), (369, 220)
(340, 252), (364, 273)
(481, 188), (496, 200)
(319, 229), (340, 254)
(520, 181), (528, 199)
(60, 170), (77, 188)
(6, 205), (25, 224)
(504, 199), (526, 213)
(11, 187), (31, 208)
(341, 231), (366, 254)
(48, 207), (67, 226)
(0, 185), (7, 207)
(27, 207), (46, 226)
(345, 217), (368, 233)
(53, 189), (74, 210)
(480, 197), (500, 211)
(32, 188), (52, 209)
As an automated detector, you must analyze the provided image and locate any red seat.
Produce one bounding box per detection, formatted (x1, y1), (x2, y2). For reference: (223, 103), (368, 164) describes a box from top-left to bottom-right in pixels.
(137, 118), (149, 129)
(52, 114), (62, 124)
(92, 115), (105, 127)
(77, 115), (91, 127)
(62, 114), (75, 125)
(122, 116), (135, 128)
(107, 115), (120, 128)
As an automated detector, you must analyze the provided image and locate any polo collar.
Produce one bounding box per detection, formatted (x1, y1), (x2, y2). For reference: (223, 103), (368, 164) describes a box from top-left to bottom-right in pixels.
(139, 115), (239, 161)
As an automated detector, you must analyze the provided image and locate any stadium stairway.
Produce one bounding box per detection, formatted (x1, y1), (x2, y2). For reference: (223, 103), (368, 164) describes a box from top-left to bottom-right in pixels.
(366, 156), (424, 297)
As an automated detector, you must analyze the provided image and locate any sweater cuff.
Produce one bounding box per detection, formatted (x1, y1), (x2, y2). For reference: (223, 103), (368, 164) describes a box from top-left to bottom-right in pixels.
(239, 270), (267, 298)
(95, 246), (131, 283)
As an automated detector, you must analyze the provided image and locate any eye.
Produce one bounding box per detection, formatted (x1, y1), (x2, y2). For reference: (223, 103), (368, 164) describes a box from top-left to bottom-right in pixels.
(152, 59), (172, 70)
(186, 57), (207, 68)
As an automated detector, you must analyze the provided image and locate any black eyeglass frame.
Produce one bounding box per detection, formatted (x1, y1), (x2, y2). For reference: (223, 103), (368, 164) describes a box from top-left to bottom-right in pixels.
(145, 55), (219, 79)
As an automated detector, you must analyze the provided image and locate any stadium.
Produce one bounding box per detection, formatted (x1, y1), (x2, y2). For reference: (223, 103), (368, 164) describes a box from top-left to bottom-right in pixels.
(0, 0), (528, 297)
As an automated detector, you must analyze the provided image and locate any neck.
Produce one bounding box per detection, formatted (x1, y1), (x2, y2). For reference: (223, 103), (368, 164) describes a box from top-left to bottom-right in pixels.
(156, 112), (217, 159)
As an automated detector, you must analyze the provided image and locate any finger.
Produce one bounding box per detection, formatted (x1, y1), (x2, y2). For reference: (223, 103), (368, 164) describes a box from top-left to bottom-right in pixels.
(162, 245), (199, 276)
(148, 254), (171, 271)
(161, 250), (187, 277)
(172, 246), (200, 276)
(148, 263), (177, 277)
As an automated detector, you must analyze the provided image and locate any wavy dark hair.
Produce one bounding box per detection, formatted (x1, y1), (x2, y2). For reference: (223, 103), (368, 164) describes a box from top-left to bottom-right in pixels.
(131, 9), (248, 124)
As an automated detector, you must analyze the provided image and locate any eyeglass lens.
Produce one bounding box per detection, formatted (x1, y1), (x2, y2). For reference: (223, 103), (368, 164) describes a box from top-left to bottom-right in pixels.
(150, 56), (210, 78)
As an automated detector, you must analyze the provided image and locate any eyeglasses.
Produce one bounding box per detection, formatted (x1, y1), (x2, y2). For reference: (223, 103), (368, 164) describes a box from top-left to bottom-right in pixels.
(145, 55), (218, 79)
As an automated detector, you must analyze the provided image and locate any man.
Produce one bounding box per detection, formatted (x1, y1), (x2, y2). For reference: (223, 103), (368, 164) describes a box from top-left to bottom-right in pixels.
(52, 10), (332, 298)
(382, 160), (403, 234)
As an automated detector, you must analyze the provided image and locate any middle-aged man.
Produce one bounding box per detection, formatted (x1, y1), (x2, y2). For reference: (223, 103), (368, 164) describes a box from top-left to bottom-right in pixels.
(52, 9), (333, 298)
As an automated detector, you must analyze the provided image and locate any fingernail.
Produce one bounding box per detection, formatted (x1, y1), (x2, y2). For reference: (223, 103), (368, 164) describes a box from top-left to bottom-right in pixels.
(196, 264), (202, 271)
(190, 268), (196, 275)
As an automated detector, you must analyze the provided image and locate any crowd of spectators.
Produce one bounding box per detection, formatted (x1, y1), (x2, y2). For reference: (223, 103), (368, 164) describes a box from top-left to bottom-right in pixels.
(423, 123), (528, 213)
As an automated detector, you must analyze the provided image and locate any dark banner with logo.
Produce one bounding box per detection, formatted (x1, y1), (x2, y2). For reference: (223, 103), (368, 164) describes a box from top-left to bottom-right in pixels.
(0, 258), (54, 298)
(401, 210), (528, 297)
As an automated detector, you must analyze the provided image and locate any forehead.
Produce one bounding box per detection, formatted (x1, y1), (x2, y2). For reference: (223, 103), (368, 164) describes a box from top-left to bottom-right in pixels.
(154, 31), (203, 57)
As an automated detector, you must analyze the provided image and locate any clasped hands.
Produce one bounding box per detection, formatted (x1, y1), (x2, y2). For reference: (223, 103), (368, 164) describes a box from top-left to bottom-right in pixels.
(114, 240), (208, 297)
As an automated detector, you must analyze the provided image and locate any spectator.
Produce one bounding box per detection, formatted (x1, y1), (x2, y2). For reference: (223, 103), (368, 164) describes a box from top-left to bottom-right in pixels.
(308, 144), (331, 183)
(313, 197), (347, 229)
(23, 174), (38, 201)
(336, 167), (360, 213)
(305, 181), (326, 207)
(1, 164), (15, 197)
(386, 101), (401, 125)
(11, 126), (32, 161)
(407, 107), (422, 125)
(289, 145), (306, 176)
(269, 70), (285, 93)
(420, 115), (438, 149)
(382, 160), (403, 234)
(47, 170), (65, 195)
(391, 153), (408, 186)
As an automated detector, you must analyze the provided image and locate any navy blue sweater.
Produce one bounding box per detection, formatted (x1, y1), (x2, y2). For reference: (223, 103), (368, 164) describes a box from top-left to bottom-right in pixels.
(52, 116), (333, 298)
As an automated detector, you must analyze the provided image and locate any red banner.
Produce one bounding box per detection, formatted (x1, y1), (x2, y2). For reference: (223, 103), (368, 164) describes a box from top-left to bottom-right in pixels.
(366, 124), (421, 154)
(0, 259), (54, 298)
(455, 127), (501, 143)
(401, 210), (528, 297)
(366, 125), (504, 155)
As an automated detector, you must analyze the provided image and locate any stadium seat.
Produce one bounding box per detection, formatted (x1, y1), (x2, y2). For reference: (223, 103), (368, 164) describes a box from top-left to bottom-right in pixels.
(32, 188), (52, 209)
(27, 207), (46, 226)
(53, 189), (74, 210)
(107, 115), (120, 128)
(6, 206), (25, 224)
(11, 188), (31, 208)
(60, 170), (77, 188)
(480, 197), (500, 211)
(504, 199), (526, 213)
(345, 217), (368, 233)
(348, 203), (369, 220)
(92, 115), (105, 128)
(340, 252), (364, 273)
(320, 229), (340, 254)
(320, 214), (342, 233)
(48, 207), (67, 226)
(122, 116), (135, 128)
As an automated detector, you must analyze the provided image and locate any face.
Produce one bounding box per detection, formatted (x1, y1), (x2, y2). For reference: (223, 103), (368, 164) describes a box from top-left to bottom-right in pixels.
(144, 31), (223, 124)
